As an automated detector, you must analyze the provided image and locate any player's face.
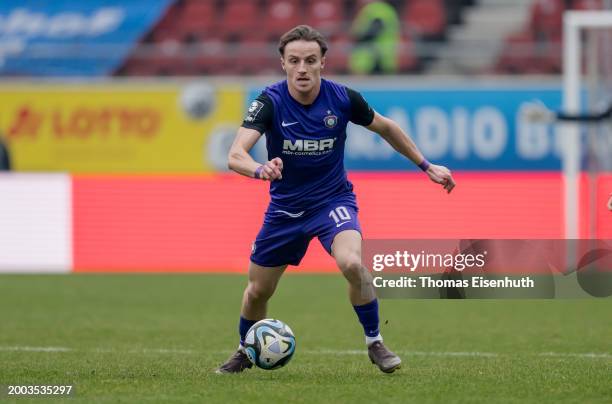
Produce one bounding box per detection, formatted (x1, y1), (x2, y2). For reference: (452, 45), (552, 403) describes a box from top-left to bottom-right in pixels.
(281, 40), (325, 96)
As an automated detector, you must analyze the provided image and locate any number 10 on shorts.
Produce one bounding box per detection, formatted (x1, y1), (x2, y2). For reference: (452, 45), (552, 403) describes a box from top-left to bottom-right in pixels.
(329, 206), (351, 226)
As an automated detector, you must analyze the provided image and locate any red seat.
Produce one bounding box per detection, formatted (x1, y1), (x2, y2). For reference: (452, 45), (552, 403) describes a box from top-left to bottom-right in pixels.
(403, 0), (447, 39)
(147, 3), (183, 43)
(193, 37), (229, 74)
(354, 0), (374, 11)
(118, 59), (158, 77)
(323, 34), (350, 74)
(220, 1), (260, 40)
(150, 29), (182, 43)
(263, 0), (303, 39)
(535, 36), (562, 74)
(495, 30), (536, 74)
(572, 0), (603, 10)
(234, 37), (278, 75)
(529, 0), (564, 40)
(151, 3), (182, 33)
(148, 53), (188, 76)
(398, 32), (418, 72)
(306, 0), (344, 36)
(175, 0), (217, 41)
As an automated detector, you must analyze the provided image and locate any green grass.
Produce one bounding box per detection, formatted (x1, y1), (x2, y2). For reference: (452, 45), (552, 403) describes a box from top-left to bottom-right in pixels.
(0, 274), (610, 403)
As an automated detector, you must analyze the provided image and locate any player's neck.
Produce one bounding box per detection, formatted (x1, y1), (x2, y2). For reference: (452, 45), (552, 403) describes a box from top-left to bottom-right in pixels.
(287, 80), (321, 106)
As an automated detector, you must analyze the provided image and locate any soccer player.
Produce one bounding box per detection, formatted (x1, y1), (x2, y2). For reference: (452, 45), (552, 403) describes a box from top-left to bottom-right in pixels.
(216, 25), (455, 374)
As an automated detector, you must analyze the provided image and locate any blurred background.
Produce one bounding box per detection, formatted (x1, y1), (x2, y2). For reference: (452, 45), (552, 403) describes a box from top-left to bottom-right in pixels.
(0, 0), (610, 274)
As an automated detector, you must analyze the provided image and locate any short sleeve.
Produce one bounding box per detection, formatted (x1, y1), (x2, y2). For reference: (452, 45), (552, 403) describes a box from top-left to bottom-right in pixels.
(347, 87), (375, 126)
(242, 92), (274, 134)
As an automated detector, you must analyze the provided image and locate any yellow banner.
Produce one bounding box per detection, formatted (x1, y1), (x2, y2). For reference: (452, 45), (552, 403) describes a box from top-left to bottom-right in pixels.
(0, 83), (244, 172)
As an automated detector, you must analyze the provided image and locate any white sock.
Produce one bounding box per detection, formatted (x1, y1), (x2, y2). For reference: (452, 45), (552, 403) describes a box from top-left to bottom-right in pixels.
(366, 333), (383, 346)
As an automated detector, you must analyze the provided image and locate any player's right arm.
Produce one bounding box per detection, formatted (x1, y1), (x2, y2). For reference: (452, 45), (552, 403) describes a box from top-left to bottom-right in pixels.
(227, 93), (283, 181)
(227, 127), (283, 181)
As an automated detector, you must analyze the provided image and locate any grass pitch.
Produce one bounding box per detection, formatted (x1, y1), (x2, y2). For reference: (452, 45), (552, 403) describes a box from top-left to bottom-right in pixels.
(0, 274), (610, 403)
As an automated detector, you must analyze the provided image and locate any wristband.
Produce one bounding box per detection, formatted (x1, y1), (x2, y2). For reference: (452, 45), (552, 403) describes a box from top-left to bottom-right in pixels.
(254, 165), (264, 179)
(418, 159), (430, 172)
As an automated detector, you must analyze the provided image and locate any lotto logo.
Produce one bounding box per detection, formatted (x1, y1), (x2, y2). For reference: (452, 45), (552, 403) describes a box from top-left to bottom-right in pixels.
(282, 138), (336, 152)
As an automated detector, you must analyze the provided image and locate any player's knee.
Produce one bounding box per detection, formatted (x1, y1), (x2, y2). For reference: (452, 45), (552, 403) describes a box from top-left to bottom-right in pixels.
(337, 254), (364, 282)
(246, 282), (275, 302)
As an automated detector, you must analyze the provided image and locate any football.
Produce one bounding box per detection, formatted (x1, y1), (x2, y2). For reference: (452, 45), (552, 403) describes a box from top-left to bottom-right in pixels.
(179, 82), (216, 120)
(243, 319), (296, 370)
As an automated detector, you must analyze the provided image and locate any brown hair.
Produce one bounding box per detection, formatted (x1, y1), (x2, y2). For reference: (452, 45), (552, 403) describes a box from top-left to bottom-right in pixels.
(278, 25), (328, 57)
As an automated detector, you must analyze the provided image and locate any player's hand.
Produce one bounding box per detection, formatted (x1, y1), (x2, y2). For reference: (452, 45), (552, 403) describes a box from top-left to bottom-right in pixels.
(260, 157), (283, 181)
(522, 100), (555, 123)
(426, 164), (455, 193)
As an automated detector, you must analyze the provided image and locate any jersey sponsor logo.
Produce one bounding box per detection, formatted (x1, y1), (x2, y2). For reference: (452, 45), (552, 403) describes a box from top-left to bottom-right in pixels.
(281, 120), (299, 127)
(336, 220), (350, 228)
(282, 138), (337, 155)
(244, 100), (264, 122)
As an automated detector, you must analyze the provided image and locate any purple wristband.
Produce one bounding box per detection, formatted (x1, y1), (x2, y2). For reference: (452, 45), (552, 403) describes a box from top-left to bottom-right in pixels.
(254, 165), (264, 179)
(418, 159), (430, 172)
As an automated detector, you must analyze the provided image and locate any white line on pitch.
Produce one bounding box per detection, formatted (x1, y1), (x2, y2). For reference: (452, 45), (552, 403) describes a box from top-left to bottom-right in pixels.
(304, 350), (500, 357)
(0, 346), (609, 359)
(93, 348), (198, 355)
(0, 346), (71, 352)
(539, 352), (611, 359)
(0, 346), (198, 355)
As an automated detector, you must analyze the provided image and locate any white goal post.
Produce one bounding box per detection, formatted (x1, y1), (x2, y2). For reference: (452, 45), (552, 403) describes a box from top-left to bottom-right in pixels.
(562, 10), (612, 241)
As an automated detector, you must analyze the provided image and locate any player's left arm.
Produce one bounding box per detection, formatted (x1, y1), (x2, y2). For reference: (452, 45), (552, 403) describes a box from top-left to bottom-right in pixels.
(367, 112), (455, 193)
(347, 87), (455, 193)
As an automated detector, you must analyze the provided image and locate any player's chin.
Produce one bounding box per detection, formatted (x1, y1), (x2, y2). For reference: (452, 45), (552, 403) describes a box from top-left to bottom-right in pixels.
(295, 78), (311, 89)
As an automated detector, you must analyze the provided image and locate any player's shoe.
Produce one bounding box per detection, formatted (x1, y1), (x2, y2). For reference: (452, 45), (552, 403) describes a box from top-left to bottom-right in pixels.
(368, 341), (401, 373)
(215, 348), (253, 374)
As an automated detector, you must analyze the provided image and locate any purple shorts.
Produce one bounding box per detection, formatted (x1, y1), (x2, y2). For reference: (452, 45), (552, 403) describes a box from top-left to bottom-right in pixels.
(250, 197), (362, 268)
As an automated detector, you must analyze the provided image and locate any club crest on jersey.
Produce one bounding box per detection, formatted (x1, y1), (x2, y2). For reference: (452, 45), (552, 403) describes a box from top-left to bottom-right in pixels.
(323, 111), (338, 129)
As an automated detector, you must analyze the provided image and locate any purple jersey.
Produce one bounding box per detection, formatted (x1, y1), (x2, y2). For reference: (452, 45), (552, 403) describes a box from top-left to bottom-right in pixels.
(242, 78), (374, 212)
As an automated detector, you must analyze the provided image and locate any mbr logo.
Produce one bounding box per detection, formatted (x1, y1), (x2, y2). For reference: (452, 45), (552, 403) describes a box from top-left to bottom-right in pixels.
(283, 138), (336, 152)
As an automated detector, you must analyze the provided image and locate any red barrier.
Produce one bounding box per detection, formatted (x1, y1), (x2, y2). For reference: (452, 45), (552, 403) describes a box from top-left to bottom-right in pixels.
(72, 172), (610, 273)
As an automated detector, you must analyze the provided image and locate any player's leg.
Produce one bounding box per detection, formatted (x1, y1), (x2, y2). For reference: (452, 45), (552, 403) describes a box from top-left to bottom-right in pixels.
(216, 214), (309, 374)
(330, 230), (402, 373)
(216, 262), (286, 374)
(316, 202), (401, 373)
(331, 230), (375, 305)
(317, 204), (378, 334)
(239, 262), (288, 342)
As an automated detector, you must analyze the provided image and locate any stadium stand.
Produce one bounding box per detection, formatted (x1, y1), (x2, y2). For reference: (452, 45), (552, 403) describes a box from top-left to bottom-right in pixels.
(116, 0), (475, 76)
(0, 0), (607, 77)
(401, 0), (447, 40)
(305, 0), (345, 37)
(264, 0), (304, 40)
(495, 0), (604, 74)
